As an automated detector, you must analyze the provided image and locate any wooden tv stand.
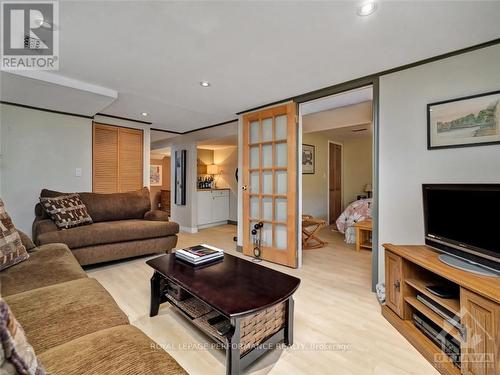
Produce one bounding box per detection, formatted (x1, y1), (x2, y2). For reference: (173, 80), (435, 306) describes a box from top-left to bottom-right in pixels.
(382, 244), (499, 375)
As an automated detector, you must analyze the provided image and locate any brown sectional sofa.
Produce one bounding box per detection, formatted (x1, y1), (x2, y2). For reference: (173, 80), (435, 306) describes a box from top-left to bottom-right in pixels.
(33, 188), (179, 265)
(1, 240), (187, 374)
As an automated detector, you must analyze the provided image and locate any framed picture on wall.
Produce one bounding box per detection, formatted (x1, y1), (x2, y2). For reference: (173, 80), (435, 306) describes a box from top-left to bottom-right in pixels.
(302, 144), (315, 174)
(427, 90), (500, 149)
(150, 165), (162, 186)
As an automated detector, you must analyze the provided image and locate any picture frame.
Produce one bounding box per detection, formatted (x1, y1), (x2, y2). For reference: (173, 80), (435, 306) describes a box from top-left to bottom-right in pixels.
(149, 165), (162, 186)
(427, 90), (500, 150)
(174, 150), (187, 205)
(302, 144), (315, 174)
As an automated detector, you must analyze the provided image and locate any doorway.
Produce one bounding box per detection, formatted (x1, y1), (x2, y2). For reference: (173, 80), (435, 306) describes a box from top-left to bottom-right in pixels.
(328, 142), (342, 226)
(299, 84), (376, 289)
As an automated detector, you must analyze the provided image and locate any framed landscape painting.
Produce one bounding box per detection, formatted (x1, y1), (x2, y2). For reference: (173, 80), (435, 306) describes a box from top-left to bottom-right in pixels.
(427, 90), (500, 149)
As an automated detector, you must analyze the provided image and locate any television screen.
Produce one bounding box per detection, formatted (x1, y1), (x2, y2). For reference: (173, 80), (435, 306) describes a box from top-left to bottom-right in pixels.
(423, 185), (500, 264)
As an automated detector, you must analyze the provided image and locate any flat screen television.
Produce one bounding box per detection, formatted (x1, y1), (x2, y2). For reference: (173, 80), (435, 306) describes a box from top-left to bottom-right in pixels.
(423, 184), (500, 275)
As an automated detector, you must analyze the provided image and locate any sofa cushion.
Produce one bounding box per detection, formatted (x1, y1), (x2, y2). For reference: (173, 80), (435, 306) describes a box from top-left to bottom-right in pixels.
(40, 188), (151, 222)
(38, 325), (187, 375)
(39, 193), (93, 229)
(72, 236), (178, 266)
(0, 243), (87, 297)
(0, 299), (46, 375)
(0, 199), (29, 271)
(5, 278), (129, 353)
(37, 219), (179, 249)
(144, 209), (170, 221)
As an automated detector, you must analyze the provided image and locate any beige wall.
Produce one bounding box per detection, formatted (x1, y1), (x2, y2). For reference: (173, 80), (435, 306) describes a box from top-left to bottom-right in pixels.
(213, 147), (238, 222)
(150, 156), (170, 209)
(302, 132), (330, 220)
(342, 136), (372, 207)
(378, 43), (500, 282)
(197, 148), (213, 176)
(303, 101), (372, 133)
(197, 149), (213, 166)
(302, 132), (372, 221)
(0, 104), (93, 233)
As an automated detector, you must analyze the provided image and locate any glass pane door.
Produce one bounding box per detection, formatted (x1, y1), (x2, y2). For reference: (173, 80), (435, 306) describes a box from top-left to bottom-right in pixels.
(242, 103), (297, 267)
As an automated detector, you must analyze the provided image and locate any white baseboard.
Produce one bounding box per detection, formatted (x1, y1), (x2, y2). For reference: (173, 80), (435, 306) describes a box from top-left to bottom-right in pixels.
(179, 226), (198, 233)
(197, 221), (228, 230)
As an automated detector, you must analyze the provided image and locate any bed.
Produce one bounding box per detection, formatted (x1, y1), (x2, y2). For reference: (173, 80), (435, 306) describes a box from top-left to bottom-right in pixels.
(335, 198), (372, 244)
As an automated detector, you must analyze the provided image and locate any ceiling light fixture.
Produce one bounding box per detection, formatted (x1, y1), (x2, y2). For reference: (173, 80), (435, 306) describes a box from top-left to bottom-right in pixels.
(141, 112), (148, 116)
(357, 1), (377, 16)
(200, 81), (211, 87)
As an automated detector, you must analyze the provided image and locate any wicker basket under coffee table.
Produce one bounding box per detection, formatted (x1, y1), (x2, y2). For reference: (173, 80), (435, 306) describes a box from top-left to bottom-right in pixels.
(147, 253), (300, 375)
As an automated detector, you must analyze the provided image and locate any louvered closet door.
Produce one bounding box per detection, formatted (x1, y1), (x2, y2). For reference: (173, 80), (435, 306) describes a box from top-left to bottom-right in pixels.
(93, 123), (143, 193)
(93, 124), (119, 193)
(118, 128), (143, 192)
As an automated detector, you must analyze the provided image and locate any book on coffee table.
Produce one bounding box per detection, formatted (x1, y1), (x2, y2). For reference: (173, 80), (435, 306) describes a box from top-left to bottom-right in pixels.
(175, 244), (224, 265)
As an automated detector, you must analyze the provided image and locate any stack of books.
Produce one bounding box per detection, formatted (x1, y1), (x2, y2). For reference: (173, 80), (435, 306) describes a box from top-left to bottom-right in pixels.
(175, 244), (224, 266)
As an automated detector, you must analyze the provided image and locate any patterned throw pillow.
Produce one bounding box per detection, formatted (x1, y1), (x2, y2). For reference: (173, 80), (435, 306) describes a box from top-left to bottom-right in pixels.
(40, 193), (93, 229)
(0, 299), (46, 375)
(0, 199), (29, 271)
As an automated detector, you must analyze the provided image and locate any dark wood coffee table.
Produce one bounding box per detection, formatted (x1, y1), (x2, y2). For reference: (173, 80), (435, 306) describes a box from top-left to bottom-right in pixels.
(147, 253), (300, 375)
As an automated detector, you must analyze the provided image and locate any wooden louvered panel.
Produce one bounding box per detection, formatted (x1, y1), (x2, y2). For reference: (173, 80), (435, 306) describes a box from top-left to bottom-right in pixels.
(93, 124), (118, 193)
(92, 123), (143, 193)
(118, 128), (143, 192)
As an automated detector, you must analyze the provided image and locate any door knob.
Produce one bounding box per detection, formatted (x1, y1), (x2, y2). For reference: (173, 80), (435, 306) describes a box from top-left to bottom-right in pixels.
(242, 185), (248, 191)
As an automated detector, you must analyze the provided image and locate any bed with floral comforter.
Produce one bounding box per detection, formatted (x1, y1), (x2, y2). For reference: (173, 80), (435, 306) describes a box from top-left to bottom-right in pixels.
(335, 199), (372, 243)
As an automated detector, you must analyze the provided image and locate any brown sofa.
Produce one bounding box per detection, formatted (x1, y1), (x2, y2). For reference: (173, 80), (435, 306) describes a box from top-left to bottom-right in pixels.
(1, 240), (187, 374)
(33, 188), (179, 265)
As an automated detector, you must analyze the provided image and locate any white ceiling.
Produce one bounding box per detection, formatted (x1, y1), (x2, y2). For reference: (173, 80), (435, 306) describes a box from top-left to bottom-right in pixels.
(311, 123), (373, 141)
(5, 1), (500, 132)
(197, 135), (238, 150)
(151, 130), (178, 143)
(0, 71), (116, 116)
(301, 86), (372, 116)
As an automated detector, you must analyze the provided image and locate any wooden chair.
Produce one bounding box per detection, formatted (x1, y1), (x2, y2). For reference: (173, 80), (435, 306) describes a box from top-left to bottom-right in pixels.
(302, 215), (327, 249)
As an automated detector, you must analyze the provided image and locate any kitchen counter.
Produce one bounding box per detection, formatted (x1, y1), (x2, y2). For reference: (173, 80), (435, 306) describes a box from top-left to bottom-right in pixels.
(196, 188), (230, 191)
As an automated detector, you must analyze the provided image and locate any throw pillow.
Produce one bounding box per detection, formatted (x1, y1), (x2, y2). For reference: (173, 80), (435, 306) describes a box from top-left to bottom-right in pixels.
(0, 199), (29, 271)
(0, 299), (46, 375)
(16, 229), (36, 252)
(39, 193), (93, 229)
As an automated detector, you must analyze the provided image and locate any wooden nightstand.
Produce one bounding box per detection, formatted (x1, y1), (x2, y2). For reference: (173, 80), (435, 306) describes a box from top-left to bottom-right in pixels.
(354, 219), (372, 251)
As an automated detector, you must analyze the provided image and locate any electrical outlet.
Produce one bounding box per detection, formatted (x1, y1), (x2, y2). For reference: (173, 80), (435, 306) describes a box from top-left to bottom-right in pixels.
(75, 168), (82, 177)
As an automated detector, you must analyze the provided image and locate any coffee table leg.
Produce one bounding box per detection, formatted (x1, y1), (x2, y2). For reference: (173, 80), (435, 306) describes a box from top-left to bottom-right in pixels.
(284, 297), (294, 346)
(150, 271), (162, 317)
(226, 317), (241, 375)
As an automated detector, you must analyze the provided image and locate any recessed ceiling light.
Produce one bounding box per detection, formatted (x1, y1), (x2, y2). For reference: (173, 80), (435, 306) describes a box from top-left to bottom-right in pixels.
(200, 81), (211, 87)
(357, 1), (377, 16)
(141, 112), (148, 116)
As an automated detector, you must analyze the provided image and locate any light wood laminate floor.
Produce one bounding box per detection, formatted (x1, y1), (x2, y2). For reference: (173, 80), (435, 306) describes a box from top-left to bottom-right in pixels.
(87, 225), (438, 375)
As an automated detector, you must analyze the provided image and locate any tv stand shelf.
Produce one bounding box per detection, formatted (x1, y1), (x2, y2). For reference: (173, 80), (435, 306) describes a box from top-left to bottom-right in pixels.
(404, 278), (460, 315)
(383, 244), (500, 375)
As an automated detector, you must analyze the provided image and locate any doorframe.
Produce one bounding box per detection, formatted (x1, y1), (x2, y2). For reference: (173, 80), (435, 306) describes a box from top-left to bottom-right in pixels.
(297, 76), (379, 292)
(326, 140), (344, 226)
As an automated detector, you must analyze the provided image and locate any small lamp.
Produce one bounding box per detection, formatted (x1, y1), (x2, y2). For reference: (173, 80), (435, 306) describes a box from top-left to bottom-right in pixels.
(207, 164), (219, 175)
(364, 183), (372, 198)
